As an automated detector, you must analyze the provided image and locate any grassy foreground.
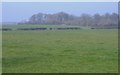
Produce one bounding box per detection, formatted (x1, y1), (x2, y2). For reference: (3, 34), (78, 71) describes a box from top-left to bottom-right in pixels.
(0, 49), (1, 74)
(2, 29), (118, 73)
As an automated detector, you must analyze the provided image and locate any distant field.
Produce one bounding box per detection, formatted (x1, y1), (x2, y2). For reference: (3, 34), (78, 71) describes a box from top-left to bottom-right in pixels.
(2, 25), (118, 73)
(2, 24), (90, 30)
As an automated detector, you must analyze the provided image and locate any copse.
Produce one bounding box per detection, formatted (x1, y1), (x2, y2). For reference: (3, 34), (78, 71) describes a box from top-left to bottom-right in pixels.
(18, 12), (118, 29)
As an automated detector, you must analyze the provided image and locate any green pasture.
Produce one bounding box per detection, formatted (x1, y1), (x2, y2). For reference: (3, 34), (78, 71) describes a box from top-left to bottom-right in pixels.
(2, 25), (118, 73)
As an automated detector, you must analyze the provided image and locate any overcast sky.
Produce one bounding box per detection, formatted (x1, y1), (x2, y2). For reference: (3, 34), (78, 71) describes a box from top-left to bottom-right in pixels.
(2, 2), (118, 22)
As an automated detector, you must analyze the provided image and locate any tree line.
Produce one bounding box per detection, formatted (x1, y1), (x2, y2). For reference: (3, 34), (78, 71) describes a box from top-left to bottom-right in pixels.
(19, 12), (118, 29)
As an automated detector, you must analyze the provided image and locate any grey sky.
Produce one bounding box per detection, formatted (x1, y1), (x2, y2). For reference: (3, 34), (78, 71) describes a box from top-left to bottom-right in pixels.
(2, 2), (118, 22)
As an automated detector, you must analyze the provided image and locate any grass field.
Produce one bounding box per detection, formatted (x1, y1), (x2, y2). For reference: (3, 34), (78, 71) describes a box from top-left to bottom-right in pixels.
(2, 25), (118, 73)
(0, 30), (2, 74)
(2, 24), (89, 30)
